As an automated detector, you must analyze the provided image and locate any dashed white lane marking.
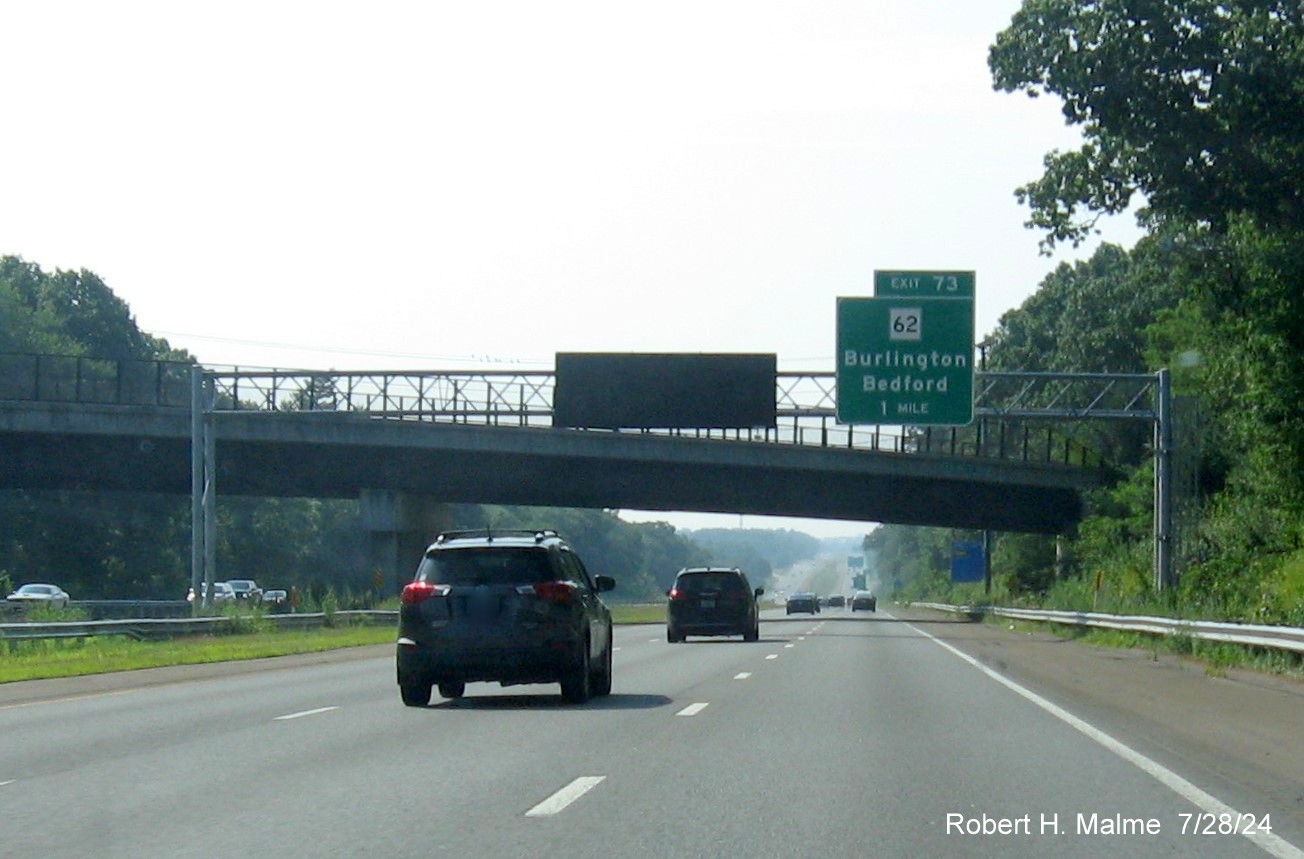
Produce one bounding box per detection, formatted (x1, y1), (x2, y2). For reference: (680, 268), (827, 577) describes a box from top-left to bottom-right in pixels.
(0, 780), (14, 787)
(734, 672), (752, 680)
(613, 647), (623, 652)
(525, 776), (606, 817)
(676, 702), (710, 717)
(274, 706), (338, 721)
(911, 622), (1304, 859)
(784, 643), (796, 649)
(765, 654), (779, 660)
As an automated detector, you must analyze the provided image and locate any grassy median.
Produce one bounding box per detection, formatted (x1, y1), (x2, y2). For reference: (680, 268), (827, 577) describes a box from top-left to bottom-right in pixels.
(0, 604), (668, 684)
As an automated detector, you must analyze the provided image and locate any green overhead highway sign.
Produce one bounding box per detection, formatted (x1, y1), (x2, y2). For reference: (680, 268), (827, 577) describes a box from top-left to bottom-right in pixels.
(836, 295), (975, 426)
(874, 270), (975, 298)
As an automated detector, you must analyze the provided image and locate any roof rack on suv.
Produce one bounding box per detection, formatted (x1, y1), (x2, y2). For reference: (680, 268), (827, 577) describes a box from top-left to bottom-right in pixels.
(433, 529), (561, 544)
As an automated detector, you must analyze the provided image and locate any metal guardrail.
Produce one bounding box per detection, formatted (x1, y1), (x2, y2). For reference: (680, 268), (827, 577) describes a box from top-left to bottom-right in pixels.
(0, 610), (398, 642)
(910, 602), (1304, 654)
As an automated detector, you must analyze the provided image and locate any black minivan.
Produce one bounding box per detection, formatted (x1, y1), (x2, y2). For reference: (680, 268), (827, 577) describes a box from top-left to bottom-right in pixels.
(666, 567), (763, 643)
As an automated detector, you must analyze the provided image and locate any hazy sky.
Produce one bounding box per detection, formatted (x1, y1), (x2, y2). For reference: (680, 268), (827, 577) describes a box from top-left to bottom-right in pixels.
(3, 1), (1142, 538)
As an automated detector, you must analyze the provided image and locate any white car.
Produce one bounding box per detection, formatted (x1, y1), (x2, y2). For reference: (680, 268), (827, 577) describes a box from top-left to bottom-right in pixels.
(187, 582), (237, 605)
(210, 582), (237, 604)
(226, 579), (263, 603)
(6, 583), (71, 609)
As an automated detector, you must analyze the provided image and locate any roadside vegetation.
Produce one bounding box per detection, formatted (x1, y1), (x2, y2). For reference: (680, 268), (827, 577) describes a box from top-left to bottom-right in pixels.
(872, 2), (1304, 640)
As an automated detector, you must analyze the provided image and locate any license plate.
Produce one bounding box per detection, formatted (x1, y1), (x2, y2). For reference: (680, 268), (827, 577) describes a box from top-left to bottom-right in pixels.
(700, 599), (715, 608)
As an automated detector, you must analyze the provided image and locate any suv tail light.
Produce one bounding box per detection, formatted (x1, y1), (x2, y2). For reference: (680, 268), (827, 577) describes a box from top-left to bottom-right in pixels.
(401, 582), (451, 604)
(667, 587), (683, 600)
(523, 581), (577, 604)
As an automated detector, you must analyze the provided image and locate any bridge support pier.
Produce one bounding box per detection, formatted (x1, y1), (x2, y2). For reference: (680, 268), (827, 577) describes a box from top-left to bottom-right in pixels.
(360, 491), (449, 597)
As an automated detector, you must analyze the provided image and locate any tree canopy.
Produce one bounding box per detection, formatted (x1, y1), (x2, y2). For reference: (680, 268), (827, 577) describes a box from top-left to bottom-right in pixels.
(990, 0), (1304, 248)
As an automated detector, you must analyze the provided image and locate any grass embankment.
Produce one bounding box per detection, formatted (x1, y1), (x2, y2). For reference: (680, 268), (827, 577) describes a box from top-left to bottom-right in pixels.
(998, 618), (1304, 681)
(0, 603), (667, 684)
(907, 579), (1304, 681)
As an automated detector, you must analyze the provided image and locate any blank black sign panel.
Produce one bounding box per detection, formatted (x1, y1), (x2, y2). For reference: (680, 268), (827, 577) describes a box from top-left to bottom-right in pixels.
(553, 353), (777, 430)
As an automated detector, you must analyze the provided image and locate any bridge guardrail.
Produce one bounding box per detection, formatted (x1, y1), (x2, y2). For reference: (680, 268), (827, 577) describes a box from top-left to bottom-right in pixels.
(0, 353), (1137, 469)
(0, 353), (193, 407)
(0, 610), (398, 642)
(910, 602), (1304, 654)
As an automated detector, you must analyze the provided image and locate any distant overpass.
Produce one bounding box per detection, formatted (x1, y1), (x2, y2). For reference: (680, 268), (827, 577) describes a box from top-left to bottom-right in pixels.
(1, 398), (1096, 532)
(0, 356), (1146, 529)
(1, 354), (1171, 585)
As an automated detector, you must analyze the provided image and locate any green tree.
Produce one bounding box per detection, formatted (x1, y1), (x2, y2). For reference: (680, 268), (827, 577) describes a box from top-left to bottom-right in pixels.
(990, 1), (1304, 249)
(0, 257), (82, 354)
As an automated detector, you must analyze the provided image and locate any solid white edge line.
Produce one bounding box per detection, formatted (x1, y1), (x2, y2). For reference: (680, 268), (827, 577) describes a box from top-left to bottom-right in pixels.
(676, 702), (710, 717)
(907, 620), (1304, 859)
(525, 776), (606, 817)
(274, 706), (339, 721)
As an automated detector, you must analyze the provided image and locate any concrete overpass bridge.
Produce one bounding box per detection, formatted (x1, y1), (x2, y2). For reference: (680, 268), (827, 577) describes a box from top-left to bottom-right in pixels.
(0, 354), (1168, 586)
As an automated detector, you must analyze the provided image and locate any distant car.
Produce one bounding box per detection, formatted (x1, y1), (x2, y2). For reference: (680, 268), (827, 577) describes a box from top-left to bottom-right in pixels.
(850, 590), (878, 612)
(262, 589), (290, 612)
(786, 592), (819, 614)
(827, 594), (846, 608)
(666, 566), (763, 643)
(226, 579), (263, 602)
(190, 582), (236, 605)
(396, 529), (616, 706)
(6, 583), (71, 610)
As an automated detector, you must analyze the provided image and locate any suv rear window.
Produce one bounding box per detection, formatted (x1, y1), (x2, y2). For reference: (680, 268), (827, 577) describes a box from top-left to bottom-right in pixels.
(418, 548), (554, 586)
(675, 572), (747, 594)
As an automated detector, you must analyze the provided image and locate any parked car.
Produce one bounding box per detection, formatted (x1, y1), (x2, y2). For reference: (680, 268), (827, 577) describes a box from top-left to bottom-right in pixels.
(226, 579), (263, 603)
(850, 590), (878, 612)
(786, 592), (819, 614)
(396, 529), (616, 706)
(665, 566), (763, 643)
(187, 582), (237, 605)
(262, 589), (290, 612)
(6, 583), (71, 610)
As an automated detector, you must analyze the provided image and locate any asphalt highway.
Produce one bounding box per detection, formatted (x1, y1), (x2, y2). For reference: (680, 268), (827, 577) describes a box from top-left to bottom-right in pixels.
(2, 608), (1301, 858)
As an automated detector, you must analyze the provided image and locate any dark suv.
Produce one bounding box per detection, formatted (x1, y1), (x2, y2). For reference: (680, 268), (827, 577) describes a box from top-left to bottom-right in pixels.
(666, 567), (763, 643)
(396, 529), (616, 706)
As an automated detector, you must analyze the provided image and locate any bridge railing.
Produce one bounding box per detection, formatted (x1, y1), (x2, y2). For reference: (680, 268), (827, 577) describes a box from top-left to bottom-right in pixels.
(204, 368), (1106, 468)
(0, 353), (193, 407)
(0, 354), (1124, 469)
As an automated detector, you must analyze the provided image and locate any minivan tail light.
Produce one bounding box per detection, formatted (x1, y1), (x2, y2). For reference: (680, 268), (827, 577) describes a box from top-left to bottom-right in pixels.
(526, 581), (577, 604)
(401, 582), (450, 604)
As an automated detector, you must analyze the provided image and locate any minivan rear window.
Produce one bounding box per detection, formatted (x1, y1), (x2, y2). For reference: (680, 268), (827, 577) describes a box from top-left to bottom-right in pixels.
(419, 548), (554, 586)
